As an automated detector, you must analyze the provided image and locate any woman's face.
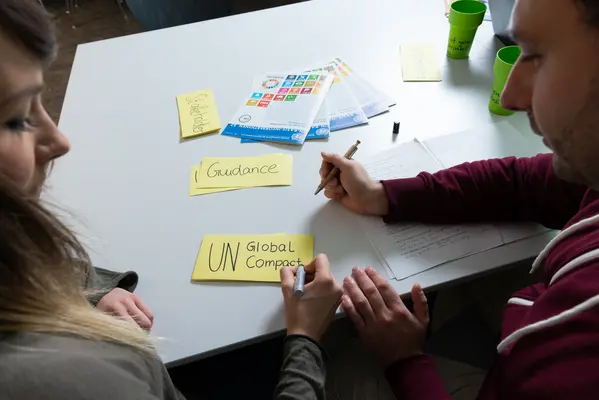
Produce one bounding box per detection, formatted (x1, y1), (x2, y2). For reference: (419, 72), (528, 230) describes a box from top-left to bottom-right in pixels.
(0, 30), (70, 198)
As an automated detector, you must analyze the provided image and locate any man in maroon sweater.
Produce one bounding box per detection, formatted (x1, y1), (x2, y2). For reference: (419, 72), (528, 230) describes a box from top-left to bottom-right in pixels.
(319, 0), (599, 398)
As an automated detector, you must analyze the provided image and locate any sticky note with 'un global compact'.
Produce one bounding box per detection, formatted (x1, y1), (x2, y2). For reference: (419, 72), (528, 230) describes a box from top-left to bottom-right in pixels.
(195, 153), (293, 189)
(176, 88), (221, 139)
(192, 234), (314, 282)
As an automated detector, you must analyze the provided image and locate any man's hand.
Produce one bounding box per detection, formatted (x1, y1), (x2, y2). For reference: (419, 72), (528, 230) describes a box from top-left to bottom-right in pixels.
(96, 288), (154, 331)
(342, 267), (429, 367)
(320, 152), (389, 216)
(280, 254), (343, 341)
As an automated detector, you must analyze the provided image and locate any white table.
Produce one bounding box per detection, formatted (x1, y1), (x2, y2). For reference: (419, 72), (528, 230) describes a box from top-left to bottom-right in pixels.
(52, 0), (553, 366)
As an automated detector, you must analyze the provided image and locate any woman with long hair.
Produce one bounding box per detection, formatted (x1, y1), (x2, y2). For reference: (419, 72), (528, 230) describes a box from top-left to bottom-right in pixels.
(0, 1), (342, 398)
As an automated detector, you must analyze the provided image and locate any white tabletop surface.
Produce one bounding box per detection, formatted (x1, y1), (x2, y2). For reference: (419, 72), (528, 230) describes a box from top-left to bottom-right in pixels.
(51, 0), (553, 365)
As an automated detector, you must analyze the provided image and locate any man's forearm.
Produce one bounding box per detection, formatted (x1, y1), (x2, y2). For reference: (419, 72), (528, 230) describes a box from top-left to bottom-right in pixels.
(385, 354), (451, 400)
(381, 154), (586, 229)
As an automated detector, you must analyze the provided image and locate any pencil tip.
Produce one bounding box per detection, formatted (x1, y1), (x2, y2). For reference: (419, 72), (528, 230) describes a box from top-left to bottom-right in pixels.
(314, 187), (322, 195)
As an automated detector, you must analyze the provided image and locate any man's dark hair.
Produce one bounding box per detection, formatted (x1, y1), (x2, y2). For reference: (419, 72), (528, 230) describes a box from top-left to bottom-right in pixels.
(0, 0), (57, 65)
(578, 0), (599, 28)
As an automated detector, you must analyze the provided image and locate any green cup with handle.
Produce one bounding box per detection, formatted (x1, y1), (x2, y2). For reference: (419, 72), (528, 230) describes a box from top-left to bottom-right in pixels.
(489, 45), (522, 115)
(447, 0), (487, 59)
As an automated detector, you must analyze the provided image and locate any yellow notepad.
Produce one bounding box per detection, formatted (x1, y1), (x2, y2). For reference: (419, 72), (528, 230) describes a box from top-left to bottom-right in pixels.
(176, 88), (221, 139)
(192, 234), (314, 282)
(400, 44), (442, 82)
(194, 153), (293, 189)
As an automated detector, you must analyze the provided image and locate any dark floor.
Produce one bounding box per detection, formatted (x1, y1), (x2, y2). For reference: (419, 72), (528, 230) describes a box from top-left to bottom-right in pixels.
(43, 0), (143, 122)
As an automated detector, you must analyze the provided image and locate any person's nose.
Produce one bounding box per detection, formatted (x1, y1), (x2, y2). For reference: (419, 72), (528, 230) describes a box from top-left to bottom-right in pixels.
(500, 59), (532, 112)
(36, 106), (71, 165)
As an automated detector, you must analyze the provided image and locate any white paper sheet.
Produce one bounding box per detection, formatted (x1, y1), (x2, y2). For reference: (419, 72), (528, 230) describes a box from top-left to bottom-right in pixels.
(421, 121), (547, 168)
(360, 140), (505, 280)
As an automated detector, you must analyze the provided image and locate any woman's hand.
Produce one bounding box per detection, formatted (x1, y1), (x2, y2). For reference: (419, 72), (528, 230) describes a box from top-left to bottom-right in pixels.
(97, 288), (154, 331)
(280, 254), (343, 341)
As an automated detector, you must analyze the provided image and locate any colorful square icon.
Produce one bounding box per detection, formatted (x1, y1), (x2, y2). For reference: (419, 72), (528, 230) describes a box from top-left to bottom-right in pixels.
(290, 88), (301, 94)
(304, 81), (316, 87)
(282, 80), (294, 87)
(285, 95), (297, 101)
(340, 70), (349, 77)
(293, 81), (304, 87)
(262, 93), (275, 100)
(315, 81), (322, 87)
(286, 75), (297, 80)
(274, 94), (286, 101)
(258, 100), (270, 107)
(251, 92), (263, 99)
(246, 99), (259, 106)
(278, 88), (290, 94)
(297, 75), (308, 81)
(308, 74), (319, 81)
(301, 88), (312, 95)
(312, 88), (320, 95)
(319, 75), (327, 81)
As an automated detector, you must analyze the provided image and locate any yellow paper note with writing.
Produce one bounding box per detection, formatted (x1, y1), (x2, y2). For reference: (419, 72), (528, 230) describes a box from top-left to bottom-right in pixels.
(192, 234), (314, 282)
(176, 88), (222, 139)
(400, 44), (442, 82)
(196, 154), (293, 189)
(189, 164), (240, 196)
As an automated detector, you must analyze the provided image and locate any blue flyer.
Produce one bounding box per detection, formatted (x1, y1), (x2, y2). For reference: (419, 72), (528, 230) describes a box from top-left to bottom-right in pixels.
(222, 72), (333, 145)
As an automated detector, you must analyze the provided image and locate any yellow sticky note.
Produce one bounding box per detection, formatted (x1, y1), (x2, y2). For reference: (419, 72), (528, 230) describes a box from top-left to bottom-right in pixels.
(400, 44), (442, 82)
(192, 234), (314, 282)
(189, 165), (240, 196)
(176, 88), (222, 139)
(195, 154), (292, 189)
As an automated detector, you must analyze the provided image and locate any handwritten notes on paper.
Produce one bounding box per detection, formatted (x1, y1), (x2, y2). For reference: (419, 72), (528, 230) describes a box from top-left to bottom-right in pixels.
(192, 234), (314, 282)
(189, 153), (293, 196)
(359, 141), (505, 280)
(400, 44), (442, 82)
(176, 89), (221, 139)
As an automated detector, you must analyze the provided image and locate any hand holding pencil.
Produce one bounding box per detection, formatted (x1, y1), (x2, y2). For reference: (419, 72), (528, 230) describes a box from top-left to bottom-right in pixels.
(318, 143), (390, 216)
(280, 254), (342, 341)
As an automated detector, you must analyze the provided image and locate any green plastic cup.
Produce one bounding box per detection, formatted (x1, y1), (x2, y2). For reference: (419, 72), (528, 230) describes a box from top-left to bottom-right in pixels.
(447, 1), (487, 59)
(489, 45), (521, 115)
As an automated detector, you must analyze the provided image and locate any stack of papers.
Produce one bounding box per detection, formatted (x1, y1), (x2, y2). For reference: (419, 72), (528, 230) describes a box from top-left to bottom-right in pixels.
(222, 58), (394, 145)
(360, 122), (551, 281)
(189, 153), (293, 196)
(192, 233), (314, 282)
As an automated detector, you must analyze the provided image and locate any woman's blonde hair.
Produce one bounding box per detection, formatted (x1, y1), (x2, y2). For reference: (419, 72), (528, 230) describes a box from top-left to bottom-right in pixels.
(0, 174), (154, 352)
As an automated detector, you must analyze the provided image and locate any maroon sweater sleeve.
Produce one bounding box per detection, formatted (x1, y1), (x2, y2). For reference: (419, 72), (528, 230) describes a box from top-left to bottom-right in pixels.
(380, 154), (587, 229)
(385, 354), (451, 400)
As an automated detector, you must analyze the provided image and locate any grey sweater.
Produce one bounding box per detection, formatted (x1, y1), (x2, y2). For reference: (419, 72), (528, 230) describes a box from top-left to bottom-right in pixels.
(0, 332), (326, 399)
(86, 266), (139, 305)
